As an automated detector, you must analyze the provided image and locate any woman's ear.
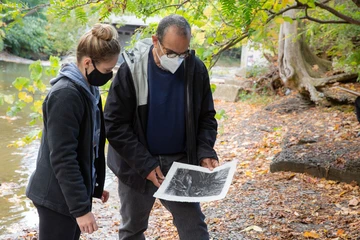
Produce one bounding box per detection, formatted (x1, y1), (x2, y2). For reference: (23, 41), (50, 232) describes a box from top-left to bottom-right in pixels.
(82, 56), (92, 69)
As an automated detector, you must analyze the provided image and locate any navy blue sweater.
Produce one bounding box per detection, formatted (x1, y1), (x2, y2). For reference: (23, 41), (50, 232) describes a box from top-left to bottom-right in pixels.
(146, 47), (185, 155)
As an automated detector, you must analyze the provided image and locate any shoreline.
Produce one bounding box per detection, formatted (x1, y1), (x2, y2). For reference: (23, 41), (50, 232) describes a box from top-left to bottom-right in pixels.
(0, 51), (120, 71)
(0, 51), (49, 66)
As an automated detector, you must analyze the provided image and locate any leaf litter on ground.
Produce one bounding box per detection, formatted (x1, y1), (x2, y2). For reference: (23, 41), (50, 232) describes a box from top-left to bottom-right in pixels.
(3, 95), (360, 240)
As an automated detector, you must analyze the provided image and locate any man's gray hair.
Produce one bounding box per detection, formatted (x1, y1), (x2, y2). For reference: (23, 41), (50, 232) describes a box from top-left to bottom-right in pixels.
(156, 14), (191, 43)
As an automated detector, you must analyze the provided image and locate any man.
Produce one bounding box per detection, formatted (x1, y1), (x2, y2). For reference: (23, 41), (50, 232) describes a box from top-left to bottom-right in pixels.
(104, 14), (218, 239)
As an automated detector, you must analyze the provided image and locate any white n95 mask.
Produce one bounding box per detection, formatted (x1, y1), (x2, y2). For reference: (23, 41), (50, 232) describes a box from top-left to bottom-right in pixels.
(155, 43), (184, 74)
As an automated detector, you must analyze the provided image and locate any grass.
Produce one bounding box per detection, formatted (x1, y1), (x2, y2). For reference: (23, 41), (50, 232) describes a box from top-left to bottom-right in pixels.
(238, 90), (278, 106)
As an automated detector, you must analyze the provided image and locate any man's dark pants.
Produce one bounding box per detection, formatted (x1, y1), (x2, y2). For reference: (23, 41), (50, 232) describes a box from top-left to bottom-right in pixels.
(117, 153), (209, 240)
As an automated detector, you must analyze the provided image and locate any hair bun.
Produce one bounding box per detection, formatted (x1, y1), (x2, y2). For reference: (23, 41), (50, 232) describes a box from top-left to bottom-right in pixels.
(92, 23), (117, 41)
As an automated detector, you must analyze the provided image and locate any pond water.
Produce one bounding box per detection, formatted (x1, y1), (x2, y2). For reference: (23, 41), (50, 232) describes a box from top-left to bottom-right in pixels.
(0, 61), (41, 234)
(0, 60), (117, 236)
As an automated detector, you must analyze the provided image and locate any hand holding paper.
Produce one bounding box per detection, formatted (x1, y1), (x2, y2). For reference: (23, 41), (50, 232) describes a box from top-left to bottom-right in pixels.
(154, 160), (237, 202)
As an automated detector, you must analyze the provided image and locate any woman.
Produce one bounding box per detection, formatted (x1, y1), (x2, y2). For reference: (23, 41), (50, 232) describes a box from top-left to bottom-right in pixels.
(26, 23), (121, 239)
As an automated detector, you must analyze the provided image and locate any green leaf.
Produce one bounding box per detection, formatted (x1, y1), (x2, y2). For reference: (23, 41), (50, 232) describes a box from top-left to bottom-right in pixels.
(7, 101), (26, 117)
(29, 61), (43, 81)
(4, 94), (15, 104)
(282, 16), (294, 24)
(12, 77), (30, 91)
(74, 7), (88, 24)
(35, 79), (47, 92)
(207, 37), (215, 45)
(49, 56), (60, 68)
(307, 0), (316, 8)
(28, 112), (42, 125)
(215, 109), (226, 120)
(211, 83), (217, 93)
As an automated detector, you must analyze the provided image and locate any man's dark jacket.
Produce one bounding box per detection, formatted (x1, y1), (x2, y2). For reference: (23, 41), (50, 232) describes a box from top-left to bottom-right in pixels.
(26, 79), (106, 218)
(104, 38), (218, 193)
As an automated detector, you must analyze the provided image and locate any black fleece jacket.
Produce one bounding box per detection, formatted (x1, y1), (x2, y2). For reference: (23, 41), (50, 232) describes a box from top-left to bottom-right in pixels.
(26, 78), (106, 218)
(104, 49), (218, 193)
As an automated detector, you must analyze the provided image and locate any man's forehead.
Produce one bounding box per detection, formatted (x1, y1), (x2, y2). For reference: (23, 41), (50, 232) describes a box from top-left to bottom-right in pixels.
(162, 26), (190, 41)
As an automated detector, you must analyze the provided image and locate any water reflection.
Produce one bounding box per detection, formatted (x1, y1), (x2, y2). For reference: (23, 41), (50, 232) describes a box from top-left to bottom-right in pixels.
(0, 61), (42, 234)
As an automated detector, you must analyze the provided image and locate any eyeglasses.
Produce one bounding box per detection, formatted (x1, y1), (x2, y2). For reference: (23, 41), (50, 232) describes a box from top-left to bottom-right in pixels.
(159, 42), (190, 59)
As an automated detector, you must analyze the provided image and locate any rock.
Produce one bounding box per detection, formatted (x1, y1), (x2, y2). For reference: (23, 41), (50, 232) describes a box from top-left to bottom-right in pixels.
(265, 94), (314, 113)
(212, 84), (241, 102)
(270, 141), (360, 184)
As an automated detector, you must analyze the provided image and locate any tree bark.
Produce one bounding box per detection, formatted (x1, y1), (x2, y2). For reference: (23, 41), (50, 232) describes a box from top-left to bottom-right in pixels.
(278, 9), (357, 105)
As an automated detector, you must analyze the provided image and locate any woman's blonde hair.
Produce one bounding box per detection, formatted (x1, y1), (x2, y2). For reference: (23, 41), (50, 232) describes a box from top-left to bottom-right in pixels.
(77, 23), (121, 63)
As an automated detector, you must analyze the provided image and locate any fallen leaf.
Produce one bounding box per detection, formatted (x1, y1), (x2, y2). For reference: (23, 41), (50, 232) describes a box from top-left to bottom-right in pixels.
(336, 229), (345, 236)
(349, 198), (359, 206)
(338, 190), (348, 197)
(240, 225), (263, 232)
(303, 231), (320, 238)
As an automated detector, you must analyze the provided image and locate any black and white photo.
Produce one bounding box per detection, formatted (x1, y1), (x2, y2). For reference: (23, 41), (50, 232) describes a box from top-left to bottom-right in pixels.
(154, 160), (237, 202)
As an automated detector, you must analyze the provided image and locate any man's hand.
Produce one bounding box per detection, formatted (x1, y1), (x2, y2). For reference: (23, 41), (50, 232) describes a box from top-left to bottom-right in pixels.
(146, 166), (165, 188)
(200, 158), (219, 171)
(76, 212), (98, 234)
(101, 190), (109, 203)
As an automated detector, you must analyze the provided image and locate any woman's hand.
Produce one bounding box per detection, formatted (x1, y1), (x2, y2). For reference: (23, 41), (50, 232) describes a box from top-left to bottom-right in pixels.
(76, 212), (98, 234)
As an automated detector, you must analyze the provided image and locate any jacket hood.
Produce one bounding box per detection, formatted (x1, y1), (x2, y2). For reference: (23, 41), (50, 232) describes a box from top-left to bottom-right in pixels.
(49, 62), (99, 105)
(132, 38), (153, 61)
(49, 62), (101, 158)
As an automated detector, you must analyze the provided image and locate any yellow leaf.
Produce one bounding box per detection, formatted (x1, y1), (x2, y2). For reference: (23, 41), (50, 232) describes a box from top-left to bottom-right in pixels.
(195, 32), (206, 45)
(203, 6), (213, 18)
(18, 92), (33, 103)
(274, 17), (285, 24)
(257, 169), (269, 174)
(33, 100), (43, 114)
(27, 85), (36, 94)
(303, 231), (320, 238)
(338, 190), (348, 197)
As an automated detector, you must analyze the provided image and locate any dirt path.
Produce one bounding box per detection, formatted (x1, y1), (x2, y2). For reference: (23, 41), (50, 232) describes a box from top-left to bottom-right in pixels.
(3, 95), (360, 239)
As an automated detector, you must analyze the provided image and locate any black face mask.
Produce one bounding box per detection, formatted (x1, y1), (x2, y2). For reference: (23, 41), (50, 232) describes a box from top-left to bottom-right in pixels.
(85, 60), (113, 86)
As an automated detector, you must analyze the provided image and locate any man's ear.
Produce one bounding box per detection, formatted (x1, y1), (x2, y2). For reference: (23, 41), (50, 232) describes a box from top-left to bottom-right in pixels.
(152, 35), (158, 47)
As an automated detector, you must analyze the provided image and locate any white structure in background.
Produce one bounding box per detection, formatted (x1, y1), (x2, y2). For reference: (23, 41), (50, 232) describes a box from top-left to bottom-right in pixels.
(237, 41), (269, 78)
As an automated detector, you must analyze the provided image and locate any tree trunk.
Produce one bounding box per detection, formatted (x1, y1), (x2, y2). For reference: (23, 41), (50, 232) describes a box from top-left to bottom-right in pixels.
(278, 9), (358, 105)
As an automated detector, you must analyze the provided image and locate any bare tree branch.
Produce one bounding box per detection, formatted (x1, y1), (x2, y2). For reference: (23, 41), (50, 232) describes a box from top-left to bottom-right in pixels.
(352, 0), (360, 7)
(149, 0), (190, 15)
(4, 3), (50, 24)
(315, 2), (360, 26)
(320, 0), (332, 4)
(210, 34), (249, 68)
(61, 0), (104, 12)
(302, 6), (349, 24)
